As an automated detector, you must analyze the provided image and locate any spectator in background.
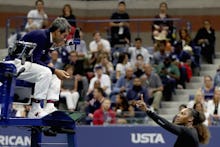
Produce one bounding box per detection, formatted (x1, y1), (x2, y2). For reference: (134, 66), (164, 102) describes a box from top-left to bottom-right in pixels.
(69, 51), (84, 75)
(89, 32), (111, 54)
(141, 63), (163, 113)
(127, 37), (152, 64)
(85, 87), (106, 124)
(126, 77), (149, 116)
(170, 55), (189, 89)
(25, 0), (48, 32)
(60, 65), (79, 112)
(207, 87), (220, 125)
(154, 33), (172, 54)
(155, 56), (180, 101)
(178, 27), (194, 47)
(88, 32), (111, 71)
(199, 75), (215, 101)
(115, 52), (131, 80)
(109, 1), (131, 47)
(69, 51), (88, 98)
(77, 80), (106, 114)
(93, 98), (116, 125)
(152, 2), (174, 44)
(60, 4), (77, 27)
(133, 54), (145, 78)
(113, 93), (135, 124)
(50, 50), (64, 69)
(65, 28), (88, 60)
(187, 90), (208, 110)
(152, 36), (170, 65)
(95, 52), (114, 76)
(176, 28), (199, 71)
(214, 66), (220, 87)
(194, 20), (215, 64)
(88, 65), (111, 96)
(171, 56), (183, 85)
(176, 27), (202, 76)
(86, 80), (107, 101)
(111, 67), (135, 102)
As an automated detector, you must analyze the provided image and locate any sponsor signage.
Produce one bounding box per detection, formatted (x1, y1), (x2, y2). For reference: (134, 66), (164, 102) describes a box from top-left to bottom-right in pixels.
(0, 135), (30, 146)
(76, 126), (175, 147)
(131, 133), (165, 144)
(0, 126), (67, 147)
(0, 126), (219, 147)
(76, 126), (219, 147)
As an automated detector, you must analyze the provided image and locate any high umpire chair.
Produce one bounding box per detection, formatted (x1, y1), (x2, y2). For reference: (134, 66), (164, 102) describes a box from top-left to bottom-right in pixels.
(0, 41), (82, 147)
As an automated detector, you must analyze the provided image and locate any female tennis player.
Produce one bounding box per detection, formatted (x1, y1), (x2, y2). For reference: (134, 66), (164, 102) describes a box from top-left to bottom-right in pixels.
(136, 97), (210, 147)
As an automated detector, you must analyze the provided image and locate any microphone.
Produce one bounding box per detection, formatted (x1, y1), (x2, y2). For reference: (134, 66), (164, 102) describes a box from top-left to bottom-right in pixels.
(73, 27), (80, 46)
(49, 27), (81, 51)
(68, 40), (74, 46)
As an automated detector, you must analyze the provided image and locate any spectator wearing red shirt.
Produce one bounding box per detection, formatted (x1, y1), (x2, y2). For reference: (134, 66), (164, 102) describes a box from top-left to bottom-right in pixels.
(93, 98), (116, 125)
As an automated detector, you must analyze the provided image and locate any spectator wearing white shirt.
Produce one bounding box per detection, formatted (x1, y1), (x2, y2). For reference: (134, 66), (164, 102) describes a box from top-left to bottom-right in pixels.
(88, 32), (111, 71)
(89, 32), (111, 53)
(187, 90), (208, 110)
(88, 65), (111, 96)
(25, 0), (48, 31)
(96, 52), (114, 76)
(207, 87), (220, 125)
(127, 37), (152, 64)
(115, 52), (131, 80)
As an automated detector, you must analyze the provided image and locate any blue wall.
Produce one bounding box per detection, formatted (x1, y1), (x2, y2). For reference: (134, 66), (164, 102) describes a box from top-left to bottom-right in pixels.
(0, 126), (218, 147)
(76, 126), (217, 147)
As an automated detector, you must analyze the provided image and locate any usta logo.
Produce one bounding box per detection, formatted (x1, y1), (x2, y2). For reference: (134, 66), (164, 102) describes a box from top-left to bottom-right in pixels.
(131, 133), (165, 144)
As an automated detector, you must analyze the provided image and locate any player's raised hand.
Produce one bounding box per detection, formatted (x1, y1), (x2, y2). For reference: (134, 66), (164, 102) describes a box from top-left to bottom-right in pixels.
(135, 95), (149, 112)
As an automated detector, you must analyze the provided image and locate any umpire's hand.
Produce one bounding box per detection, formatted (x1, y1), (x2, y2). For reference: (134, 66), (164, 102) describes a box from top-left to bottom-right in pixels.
(54, 69), (70, 80)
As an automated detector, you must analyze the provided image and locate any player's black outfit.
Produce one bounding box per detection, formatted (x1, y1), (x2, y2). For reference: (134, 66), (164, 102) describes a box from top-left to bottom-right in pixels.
(146, 110), (199, 147)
